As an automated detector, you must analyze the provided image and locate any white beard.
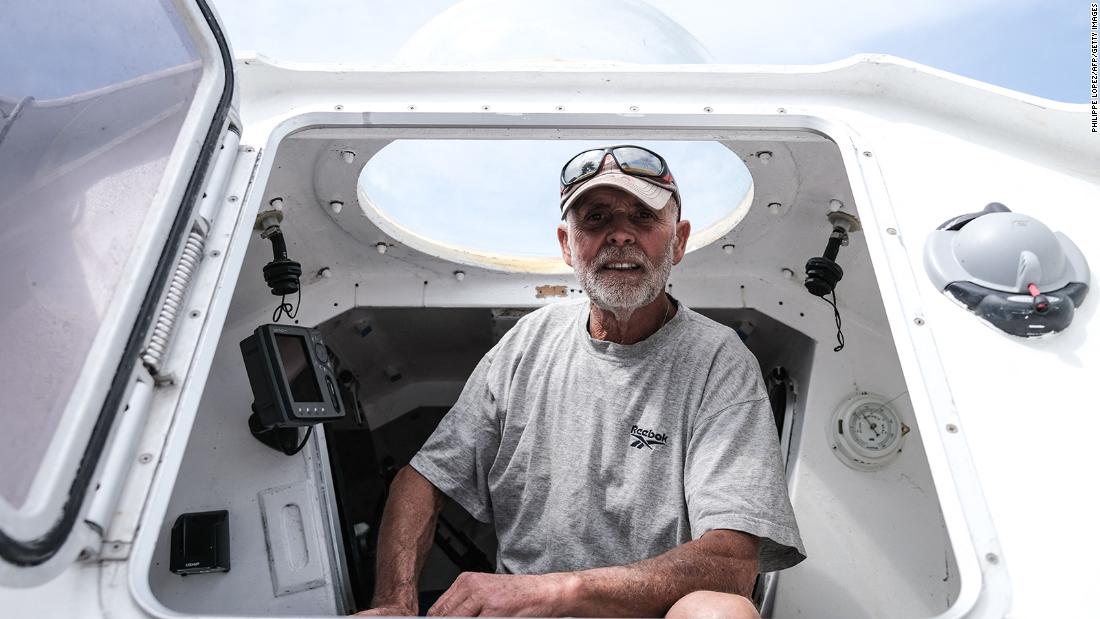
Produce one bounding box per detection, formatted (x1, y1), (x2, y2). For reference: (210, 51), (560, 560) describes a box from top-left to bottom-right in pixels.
(571, 231), (677, 318)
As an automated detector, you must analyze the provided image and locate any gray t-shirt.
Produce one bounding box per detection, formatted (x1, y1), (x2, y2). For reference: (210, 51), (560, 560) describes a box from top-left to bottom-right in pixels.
(410, 298), (805, 575)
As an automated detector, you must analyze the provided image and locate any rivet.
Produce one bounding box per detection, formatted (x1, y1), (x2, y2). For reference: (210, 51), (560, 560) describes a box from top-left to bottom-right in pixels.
(138, 453), (153, 464)
(209, 249), (221, 258)
(777, 107), (787, 114)
(768, 202), (782, 214)
(329, 200), (344, 214)
(334, 104), (344, 111)
(781, 268), (795, 279)
(481, 105), (490, 111)
(863, 151), (873, 157)
(946, 423), (958, 433)
(722, 244), (735, 255)
(454, 271), (466, 282)
(341, 150), (356, 164)
(828, 199), (844, 212)
(244, 147), (254, 153)
(407, 104), (417, 111)
(886, 227), (897, 235)
(703, 106), (713, 113)
(319, 267), (333, 279)
(914, 317), (925, 326)
(629, 105), (640, 112)
(985, 552), (999, 564)
(376, 243), (388, 255)
(228, 195), (238, 203)
(269, 197), (283, 209)
(189, 310), (201, 319)
(756, 151), (773, 162)
(555, 105), (565, 111)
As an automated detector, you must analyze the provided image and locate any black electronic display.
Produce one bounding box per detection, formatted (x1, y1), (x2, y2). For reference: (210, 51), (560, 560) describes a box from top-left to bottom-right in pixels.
(276, 333), (323, 402)
(240, 324), (345, 451)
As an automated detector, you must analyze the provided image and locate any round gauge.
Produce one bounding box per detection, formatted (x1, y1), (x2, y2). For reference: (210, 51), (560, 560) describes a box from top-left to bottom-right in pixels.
(828, 393), (909, 471)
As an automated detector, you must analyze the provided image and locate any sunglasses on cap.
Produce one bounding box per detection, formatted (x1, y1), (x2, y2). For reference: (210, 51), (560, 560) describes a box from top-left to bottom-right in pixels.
(560, 145), (672, 187)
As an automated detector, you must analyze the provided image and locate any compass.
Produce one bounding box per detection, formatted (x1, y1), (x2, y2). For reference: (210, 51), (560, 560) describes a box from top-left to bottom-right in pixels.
(829, 393), (910, 471)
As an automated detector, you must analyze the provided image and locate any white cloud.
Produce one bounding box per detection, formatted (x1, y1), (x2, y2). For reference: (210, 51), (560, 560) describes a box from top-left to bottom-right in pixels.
(647, 0), (1042, 64)
(211, 0), (1042, 66)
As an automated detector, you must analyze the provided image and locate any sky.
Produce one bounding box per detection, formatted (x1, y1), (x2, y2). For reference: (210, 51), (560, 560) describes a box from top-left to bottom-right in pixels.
(206, 0), (1090, 257)
(211, 0), (1086, 102)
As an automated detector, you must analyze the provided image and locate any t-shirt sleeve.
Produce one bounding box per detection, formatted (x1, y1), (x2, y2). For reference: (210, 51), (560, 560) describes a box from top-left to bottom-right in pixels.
(409, 351), (501, 523)
(684, 395), (806, 573)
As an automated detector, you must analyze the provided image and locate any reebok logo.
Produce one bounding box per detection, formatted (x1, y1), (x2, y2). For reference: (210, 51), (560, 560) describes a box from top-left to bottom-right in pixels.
(629, 425), (668, 450)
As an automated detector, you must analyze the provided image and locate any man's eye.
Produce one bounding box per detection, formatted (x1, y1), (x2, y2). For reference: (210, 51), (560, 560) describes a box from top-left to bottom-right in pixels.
(586, 212), (605, 222)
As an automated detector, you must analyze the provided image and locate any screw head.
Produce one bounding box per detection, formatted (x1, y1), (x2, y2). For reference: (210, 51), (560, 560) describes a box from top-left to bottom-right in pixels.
(767, 202), (782, 214)
(703, 106), (713, 113)
(863, 151), (873, 157)
(946, 423), (959, 433)
(914, 317), (925, 326)
(329, 200), (344, 214)
(722, 244), (735, 255)
(334, 104), (344, 111)
(555, 105), (565, 111)
(777, 107), (787, 113)
(138, 453), (153, 464)
(985, 552), (999, 564)
(629, 105), (639, 112)
(376, 242), (388, 255)
(756, 151), (773, 162)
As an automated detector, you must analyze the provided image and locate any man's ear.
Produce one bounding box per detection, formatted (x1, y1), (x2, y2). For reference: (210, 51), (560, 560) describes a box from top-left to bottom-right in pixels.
(557, 224), (573, 267)
(672, 219), (691, 265)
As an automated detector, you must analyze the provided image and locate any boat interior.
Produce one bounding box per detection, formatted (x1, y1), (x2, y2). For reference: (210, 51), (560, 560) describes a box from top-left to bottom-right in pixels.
(144, 126), (963, 618)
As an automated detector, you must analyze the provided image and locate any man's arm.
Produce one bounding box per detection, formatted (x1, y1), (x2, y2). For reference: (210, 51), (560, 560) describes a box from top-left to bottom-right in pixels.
(427, 529), (759, 617)
(357, 465), (446, 616)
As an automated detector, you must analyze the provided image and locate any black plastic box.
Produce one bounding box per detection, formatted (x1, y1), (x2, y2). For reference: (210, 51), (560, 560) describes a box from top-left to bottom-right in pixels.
(170, 510), (230, 575)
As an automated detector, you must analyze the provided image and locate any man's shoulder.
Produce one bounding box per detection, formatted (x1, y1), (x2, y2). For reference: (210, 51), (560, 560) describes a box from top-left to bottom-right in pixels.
(512, 299), (585, 333)
(491, 299), (584, 352)
(678, 306), (751, 354)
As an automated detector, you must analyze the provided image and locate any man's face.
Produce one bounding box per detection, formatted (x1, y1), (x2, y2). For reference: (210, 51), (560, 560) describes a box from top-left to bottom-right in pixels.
(557, 186), (691, 312)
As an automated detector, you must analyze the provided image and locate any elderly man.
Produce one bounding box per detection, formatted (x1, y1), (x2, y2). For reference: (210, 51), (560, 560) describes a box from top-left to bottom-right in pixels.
(359, 145), (804, 618)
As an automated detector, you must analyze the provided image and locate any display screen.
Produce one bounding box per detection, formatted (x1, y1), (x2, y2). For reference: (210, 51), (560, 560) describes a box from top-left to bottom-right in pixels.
(275, 334), (323, 402)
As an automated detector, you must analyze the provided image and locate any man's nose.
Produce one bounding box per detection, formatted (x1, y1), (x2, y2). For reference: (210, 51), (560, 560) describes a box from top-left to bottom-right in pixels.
(605, 217), (637, 246)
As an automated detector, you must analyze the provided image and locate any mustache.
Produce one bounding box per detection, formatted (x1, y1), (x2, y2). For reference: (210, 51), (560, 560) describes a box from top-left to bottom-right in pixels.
(594, 246), (651, 268)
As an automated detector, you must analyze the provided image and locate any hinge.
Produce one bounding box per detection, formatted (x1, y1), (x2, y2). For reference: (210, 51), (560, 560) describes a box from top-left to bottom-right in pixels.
(83, 372), (155, 541)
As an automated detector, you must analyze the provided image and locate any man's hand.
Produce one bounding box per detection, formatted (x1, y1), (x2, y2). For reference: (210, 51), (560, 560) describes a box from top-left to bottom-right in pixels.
(427, 572), (575, 617)
(353, 603), (417, 616)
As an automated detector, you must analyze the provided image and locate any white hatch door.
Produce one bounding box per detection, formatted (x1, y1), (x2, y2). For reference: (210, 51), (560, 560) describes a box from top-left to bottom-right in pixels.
(0, 0), (235, 585)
